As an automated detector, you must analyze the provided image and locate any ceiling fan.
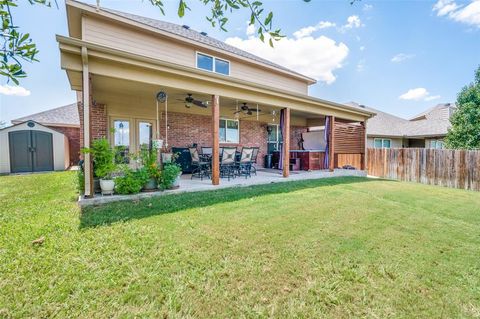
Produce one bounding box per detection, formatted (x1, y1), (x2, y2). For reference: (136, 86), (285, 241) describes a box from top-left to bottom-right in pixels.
(176, 93), (208, 108)
(233, 102), (262, 116)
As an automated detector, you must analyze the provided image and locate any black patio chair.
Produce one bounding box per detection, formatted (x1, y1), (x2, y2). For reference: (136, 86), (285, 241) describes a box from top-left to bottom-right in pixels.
(189, 147), (210, 180)
(250, 147), (259, 175)
(236, 147), (254, 179)
(220, 147), (237, 181)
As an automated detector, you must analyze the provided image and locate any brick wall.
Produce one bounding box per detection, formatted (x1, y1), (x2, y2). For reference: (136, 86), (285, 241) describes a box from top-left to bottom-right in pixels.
(290, 126), (308, 150)
(48, 126), (81, 165)
(158, 111), (269, 167)
(77, 101), (107, 148)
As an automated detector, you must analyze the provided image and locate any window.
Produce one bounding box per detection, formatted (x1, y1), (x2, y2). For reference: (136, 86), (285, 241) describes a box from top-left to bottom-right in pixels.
(113, 120), (130, 147)
(215, 58), (229, 75)
(138, 121), (153, 148)
(267, 124), (282, 153)
(374, 138), (391, 148)
(430, 140), (444, 149)
(219, 119), (239, 143)
(196, 52), (230, 75)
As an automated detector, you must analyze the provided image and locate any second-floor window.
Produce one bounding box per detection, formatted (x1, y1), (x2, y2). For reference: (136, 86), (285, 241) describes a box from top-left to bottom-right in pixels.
(196, 52), (230, 75)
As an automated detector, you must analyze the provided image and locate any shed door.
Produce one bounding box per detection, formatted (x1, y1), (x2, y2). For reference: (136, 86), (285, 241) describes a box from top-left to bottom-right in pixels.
(32, 131), (53, 172)
(8, 131), (33, 173)
(9, 130), (54, 173)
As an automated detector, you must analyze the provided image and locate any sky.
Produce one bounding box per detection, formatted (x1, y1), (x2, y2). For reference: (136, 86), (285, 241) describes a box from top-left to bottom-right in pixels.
(1, 0), (479, 125)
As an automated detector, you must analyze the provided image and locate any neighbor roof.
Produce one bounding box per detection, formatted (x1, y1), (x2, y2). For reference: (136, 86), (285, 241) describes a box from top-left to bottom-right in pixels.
(11, 103), (79, 127)
(347, 102), (455, 138)
(70, 0), (316, 84)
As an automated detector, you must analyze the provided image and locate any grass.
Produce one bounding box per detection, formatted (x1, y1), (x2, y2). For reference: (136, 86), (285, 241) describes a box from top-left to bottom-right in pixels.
(1, 172), (480, 318)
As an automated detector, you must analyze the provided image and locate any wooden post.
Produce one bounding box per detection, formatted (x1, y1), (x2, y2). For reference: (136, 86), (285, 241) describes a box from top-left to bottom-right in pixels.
(82, 47), (93, 198)
(361, 120), (367, 171)
(282, 108), (290, 178)
(329, 116), (335, 172)
(211, 95), (220, 185)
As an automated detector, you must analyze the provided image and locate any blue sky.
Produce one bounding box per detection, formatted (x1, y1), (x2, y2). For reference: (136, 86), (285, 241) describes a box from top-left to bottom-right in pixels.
(1, 0), (479, 124)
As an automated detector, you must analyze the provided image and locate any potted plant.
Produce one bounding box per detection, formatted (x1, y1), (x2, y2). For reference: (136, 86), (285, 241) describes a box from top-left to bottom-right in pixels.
(115, 165), (149, 194)
(85, 138), (117, 195)
(139, 144), (161, 192)
(161, 163), (182, 190)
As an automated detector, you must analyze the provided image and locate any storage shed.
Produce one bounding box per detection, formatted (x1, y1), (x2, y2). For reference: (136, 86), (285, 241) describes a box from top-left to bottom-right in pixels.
(0, 121), (70, 174)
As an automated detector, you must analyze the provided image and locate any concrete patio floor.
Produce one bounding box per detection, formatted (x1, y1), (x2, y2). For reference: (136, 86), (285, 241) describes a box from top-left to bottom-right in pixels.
(79, 169), (367, 207)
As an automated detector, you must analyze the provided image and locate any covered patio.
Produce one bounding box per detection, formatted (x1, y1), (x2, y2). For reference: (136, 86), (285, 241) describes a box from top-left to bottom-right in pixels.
(58, 35), (373, 199)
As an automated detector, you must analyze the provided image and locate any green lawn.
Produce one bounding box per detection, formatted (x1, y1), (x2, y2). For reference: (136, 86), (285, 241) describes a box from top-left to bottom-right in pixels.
(1, 172), (480, 318)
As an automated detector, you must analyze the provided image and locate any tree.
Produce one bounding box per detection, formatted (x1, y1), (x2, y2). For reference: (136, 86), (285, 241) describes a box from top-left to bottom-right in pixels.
(1, 0), (290, 85)
(444, 66), (480, 150)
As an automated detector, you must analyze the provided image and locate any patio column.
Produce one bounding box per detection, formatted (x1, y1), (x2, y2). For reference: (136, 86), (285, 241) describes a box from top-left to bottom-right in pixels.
(329, 115), (335, 172)
(361, 120), (367, 170)
(211, 95), (220, 185)
(282, 107), (290, 178)
(82, 47), (93, 198)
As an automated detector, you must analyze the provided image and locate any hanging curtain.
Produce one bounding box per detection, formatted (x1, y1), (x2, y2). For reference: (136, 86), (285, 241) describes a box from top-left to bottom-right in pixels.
(278, 109), (285, 170)
(323, 116), (330, 169)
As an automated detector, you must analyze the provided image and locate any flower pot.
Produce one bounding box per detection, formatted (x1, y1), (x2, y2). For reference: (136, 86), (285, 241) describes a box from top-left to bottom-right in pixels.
(100, 179), (115, 195)
(142, 177), (158, 192)
(93, 178), (101, 193)
(169, 172), (182, 189)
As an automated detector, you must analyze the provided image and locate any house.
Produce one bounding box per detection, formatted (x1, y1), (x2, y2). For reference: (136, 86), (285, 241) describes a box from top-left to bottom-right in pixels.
(57, 0), (374, 197)
(347, 102), (456, 149)
(0, 121), (70, 174)
(11, 103), (81, 164)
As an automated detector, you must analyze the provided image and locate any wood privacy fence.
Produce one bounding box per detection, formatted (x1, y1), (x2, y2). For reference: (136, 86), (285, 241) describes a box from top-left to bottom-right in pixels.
(367, 148), (480, 191)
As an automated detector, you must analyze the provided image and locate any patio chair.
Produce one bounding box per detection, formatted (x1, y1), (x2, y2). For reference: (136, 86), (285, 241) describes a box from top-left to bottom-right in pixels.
(200, 146), (213, 162)
(220, 147), (237, 181)
(250, 147), (259, 175)
(189, 147), (210, 180)
(236, 147), (254, 179)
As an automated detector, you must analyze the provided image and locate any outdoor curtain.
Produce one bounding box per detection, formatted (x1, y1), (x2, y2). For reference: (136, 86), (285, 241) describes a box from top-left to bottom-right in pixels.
(323, 116), (330, 169)
(278, 109), (285, 170)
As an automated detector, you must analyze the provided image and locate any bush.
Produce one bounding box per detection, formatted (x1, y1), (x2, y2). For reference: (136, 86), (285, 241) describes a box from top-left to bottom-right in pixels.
(115, 167), (149, 194)
(161, 163), (182, 189)
(83, 139), (116, 179)
(76, 169), (85, 194)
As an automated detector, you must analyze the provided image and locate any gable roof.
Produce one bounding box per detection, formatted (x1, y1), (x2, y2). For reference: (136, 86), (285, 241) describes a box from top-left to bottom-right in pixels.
(347, 102), (455, 138)
(68, 0), (316, 85)
(11, 103), (80, 127)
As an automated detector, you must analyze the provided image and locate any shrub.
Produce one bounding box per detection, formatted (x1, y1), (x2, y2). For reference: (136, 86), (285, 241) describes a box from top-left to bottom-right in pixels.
(115, 167), (149, 195)
(76, 169), (85, 194)
(161, 163), (182, 189)
(83, 139), (116, 179)
(139, 145), (161, 180)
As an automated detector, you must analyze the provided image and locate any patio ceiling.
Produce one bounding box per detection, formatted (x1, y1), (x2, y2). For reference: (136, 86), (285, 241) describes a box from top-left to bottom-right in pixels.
(91, 75), (326, 126)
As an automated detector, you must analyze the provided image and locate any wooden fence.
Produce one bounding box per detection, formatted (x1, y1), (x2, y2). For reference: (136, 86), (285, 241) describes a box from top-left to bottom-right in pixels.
(367, 148), (480, 191)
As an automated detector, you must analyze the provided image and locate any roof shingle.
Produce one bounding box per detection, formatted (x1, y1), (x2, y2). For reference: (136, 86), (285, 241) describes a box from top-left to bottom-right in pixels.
(11, 103), (79, 127)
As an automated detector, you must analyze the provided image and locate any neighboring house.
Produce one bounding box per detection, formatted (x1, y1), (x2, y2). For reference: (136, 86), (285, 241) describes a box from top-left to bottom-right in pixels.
(11, 104), (81, 164)
(58, 0), (374, 197)
(347, 102), (456, 149)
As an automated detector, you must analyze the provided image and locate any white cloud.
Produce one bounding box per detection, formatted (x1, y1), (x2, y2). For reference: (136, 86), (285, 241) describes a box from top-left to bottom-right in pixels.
(360, 46), (365, 51)
(433, 0), (480, 27)
(356, 59), (366, 72)
(391, 53), (415, 63)
(293, 21), (336, 38)
(345, 15), (362, 29)
(0, 85), (31, 96)
(363, 4), (373, 11)
(246, 23), (256, 36)
(226, 30), (349, 84)
(399, 88), (441, 101)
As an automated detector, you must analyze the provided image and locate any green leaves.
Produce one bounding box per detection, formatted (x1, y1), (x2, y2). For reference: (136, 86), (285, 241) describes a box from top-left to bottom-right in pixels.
(445, 66), (480, 150)
(1, 0), (48, 84)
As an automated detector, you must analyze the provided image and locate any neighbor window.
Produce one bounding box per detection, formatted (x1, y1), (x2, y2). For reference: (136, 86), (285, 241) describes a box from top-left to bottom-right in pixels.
(196, 52), (230, 75)
(219, 119), (239, 143)
(430, 140), (444, 149)
(374, 138), (391, 148)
